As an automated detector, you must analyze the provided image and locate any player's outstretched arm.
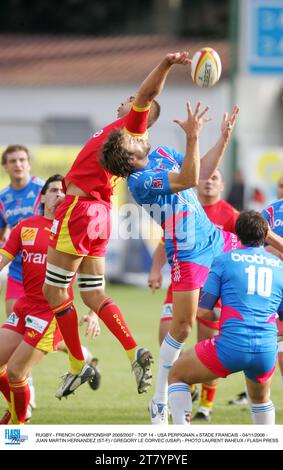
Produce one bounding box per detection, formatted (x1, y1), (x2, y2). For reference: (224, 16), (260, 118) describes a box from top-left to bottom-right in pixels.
(265, 229), (283, 260)
(168, 101), (210, 193)
(135, 51), (190, 108)
(200, 105), (240, 179)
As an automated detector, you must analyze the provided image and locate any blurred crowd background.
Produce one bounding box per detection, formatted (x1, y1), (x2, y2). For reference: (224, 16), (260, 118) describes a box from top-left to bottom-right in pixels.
(0, 0), (282, 282)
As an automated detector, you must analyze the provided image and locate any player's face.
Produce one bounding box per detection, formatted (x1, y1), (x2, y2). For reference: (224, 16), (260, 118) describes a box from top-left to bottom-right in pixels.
(4, 150), (31, 182)
(117, 96), (135, 118)
(198, 170), (224, 199)
(42, 181), (65, 216)
(122, 134), (151, 169)
(277, 176), (283, 199)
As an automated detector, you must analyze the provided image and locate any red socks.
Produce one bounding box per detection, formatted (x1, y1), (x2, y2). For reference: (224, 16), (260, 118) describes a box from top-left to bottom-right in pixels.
(9, 379), (30, 424)
(54, 300), (85, 374)
(97, 298), (137, 351)
(0, 369), (11, 405)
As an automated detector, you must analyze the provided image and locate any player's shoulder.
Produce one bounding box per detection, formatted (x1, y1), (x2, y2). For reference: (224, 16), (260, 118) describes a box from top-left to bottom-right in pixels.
(272, 198), (283, 211)
(211, 252), (227, 269)
(19, 215), (44, 228)
(128, 169), (146, 186)
(0, 184), (12, 198)
(31, 176), (45, 188)
(264, 198), (283, 211)
(104, 115), (127, 132)
(87, 115), (127, 147)
(150, 146), (175, 158)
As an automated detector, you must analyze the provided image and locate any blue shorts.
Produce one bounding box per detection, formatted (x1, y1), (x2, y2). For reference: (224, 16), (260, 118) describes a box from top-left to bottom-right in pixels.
(195, 336), (277, 383)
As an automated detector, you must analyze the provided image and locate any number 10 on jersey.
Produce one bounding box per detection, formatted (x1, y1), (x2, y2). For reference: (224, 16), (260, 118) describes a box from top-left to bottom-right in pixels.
(245, 266), (273, 298)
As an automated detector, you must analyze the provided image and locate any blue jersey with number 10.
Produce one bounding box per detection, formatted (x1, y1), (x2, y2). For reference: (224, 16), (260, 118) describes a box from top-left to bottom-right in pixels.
(203, 246), (283, 353)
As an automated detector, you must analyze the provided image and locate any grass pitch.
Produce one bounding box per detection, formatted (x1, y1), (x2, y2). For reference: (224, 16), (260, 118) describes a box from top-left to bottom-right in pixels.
(0, 283), (282, 425)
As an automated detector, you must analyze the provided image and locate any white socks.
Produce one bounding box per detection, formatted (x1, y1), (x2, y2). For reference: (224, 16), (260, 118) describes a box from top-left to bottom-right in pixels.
(251, 401), (275, 424)
(168, 382), (191, 424)
(153, 333), (183, 404)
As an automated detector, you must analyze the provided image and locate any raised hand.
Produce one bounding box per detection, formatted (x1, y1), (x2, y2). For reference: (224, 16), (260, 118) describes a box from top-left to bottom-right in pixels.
(165, 51), (191, 66)
(221, 105), (240, 142)
(174, 101), (211, 139)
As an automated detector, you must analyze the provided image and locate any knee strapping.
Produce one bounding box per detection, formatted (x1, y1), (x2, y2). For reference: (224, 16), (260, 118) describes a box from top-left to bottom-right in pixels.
(77, 274), (105, 291)
(45, 263), (75, 289)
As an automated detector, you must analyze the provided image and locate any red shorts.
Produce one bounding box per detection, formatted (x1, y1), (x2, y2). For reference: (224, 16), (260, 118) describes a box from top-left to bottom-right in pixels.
(49, 195), (111, 257)
(163, 283), (173, 304)
(277, 318), (283, 337)
(5, 276), (25, 300)
(2, 295), (62, 352)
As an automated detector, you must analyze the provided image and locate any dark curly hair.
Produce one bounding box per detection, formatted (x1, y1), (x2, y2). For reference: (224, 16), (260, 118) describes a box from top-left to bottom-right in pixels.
(100, 129), (135, 177)
(235, 210), (268, 246)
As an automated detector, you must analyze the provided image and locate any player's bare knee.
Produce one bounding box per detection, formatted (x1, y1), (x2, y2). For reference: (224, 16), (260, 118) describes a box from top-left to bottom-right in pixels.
(175, 318), (193, 341)
(7, 363), (26, 383)
(248, 388), (269, 404)
(250, 396), (269, 405)
(80, 288), (105, 311)
(168, 365), (180, 385)
(42, 283), (66, 307)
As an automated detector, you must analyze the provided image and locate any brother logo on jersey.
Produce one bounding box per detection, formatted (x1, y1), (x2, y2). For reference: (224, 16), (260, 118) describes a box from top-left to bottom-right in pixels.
(21, 227), (38, 246)
(231, 252), (281, 267)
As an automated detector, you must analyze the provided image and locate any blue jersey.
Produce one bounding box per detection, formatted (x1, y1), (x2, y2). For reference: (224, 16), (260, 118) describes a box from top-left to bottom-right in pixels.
(202, 246), (283, 353)
(262, 198), (283, 238)
(0, 176), (45, 281)
(128, 146), (222, 264)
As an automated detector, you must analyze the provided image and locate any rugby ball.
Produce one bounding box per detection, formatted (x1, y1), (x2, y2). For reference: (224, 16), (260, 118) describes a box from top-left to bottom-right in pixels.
(191, 47), (221, 88)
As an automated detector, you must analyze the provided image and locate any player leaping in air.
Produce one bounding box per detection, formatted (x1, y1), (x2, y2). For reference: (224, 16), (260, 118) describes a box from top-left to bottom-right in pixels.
(42, 51), (191, 399)
(100, 99), (242, 424)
